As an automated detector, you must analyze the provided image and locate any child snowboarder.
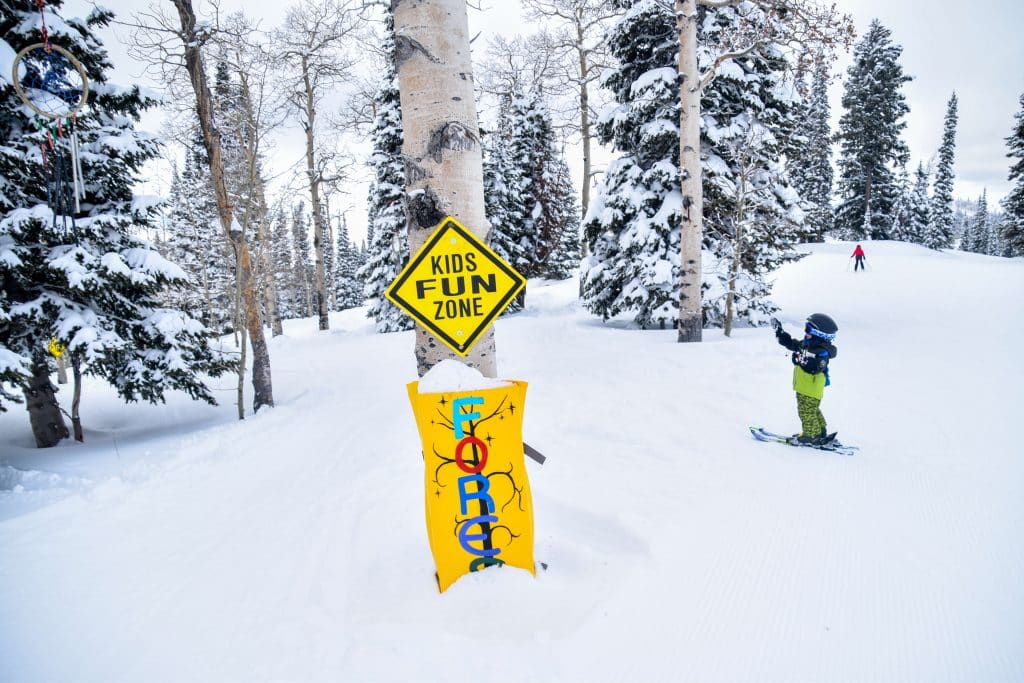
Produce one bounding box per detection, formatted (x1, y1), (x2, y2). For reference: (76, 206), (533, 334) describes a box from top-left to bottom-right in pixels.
(771, 313), (839, 445)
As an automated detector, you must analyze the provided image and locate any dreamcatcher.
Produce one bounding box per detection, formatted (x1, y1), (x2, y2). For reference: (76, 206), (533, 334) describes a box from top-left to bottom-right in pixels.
(11, 0), (89, 231)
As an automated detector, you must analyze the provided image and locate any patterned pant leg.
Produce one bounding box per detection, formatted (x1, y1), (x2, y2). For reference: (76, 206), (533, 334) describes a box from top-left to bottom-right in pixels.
(796, 393), (826, 437)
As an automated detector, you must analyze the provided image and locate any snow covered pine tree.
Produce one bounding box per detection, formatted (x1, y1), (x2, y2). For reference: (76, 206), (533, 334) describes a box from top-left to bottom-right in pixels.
(581, 0), (682, 329)
(789, 62), (834, 241)
(486, 87), (579, 311)
(0, 1), (234, 447)
(584, 1), (801, 331)
(834, 20), (912, 241)
(359, 6), (413, 334)
(1000, 92), (1024, 256)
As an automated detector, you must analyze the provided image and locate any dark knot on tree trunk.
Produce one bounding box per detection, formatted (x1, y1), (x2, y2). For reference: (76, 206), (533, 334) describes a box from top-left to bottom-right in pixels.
(403, 156), (429, 184)
(407, 187), (446, 230)
(427, 122), (478, 163)
(394, 35), (438, 66)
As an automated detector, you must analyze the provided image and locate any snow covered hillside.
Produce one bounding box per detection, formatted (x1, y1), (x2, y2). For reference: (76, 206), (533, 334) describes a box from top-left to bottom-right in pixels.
(2, 242), (1022, 682)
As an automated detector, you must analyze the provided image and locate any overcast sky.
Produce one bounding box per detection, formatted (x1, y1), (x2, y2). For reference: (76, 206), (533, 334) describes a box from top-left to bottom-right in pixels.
(832, 0), (1024, 205)
(66, 0), (1024, 237)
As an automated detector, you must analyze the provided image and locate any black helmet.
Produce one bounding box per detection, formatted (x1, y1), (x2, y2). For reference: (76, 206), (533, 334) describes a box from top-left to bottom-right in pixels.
(805, 313), (838, 341)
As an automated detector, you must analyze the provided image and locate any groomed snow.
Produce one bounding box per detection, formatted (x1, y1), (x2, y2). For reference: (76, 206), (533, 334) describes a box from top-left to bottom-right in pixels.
(1, 242), (1022, 682)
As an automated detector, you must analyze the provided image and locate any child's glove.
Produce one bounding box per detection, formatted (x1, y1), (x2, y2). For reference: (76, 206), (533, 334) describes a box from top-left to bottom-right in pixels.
(770, 317), (782, 333)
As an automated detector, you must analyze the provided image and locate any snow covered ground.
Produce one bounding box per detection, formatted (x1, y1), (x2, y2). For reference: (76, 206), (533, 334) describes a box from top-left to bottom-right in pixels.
(1, 241), (1022, 682)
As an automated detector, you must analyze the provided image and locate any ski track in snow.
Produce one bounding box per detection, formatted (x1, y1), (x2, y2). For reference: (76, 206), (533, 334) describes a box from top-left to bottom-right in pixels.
(1, 242), (1022, 682)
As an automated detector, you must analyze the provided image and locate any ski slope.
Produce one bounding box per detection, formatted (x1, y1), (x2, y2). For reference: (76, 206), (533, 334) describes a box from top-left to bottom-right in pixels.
(1, 241), (1022, 682)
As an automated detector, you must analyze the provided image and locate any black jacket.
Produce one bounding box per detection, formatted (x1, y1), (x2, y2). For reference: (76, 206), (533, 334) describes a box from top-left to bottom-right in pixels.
(776, 329), (837, 375)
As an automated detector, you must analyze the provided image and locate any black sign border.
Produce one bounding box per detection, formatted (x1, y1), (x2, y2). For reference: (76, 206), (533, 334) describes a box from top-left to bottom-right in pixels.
(385, 217), (526, 356)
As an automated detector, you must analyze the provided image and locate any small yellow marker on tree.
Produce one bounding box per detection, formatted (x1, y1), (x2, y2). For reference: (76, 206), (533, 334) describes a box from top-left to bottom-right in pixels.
(48, 338), (66, 358)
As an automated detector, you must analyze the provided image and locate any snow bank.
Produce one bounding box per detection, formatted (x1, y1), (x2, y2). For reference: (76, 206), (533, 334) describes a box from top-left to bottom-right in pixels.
(417, 358), (511, 393)
(0, 465), (92, 493)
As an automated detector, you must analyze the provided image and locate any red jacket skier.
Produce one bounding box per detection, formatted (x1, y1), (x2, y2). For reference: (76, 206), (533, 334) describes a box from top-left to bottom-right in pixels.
(851, 244), (866, 272)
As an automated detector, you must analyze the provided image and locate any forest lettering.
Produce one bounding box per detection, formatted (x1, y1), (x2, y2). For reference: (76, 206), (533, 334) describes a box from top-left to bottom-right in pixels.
(451, 396), (501, 564)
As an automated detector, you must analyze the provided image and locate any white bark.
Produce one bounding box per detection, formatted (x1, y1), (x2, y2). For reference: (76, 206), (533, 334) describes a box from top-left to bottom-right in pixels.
(301, 54), (331, 331)
(394, 0), (497, 378)
(673, 0), (851, 342)
(676, 0), (703, 342)
(172, 0), (274, 412)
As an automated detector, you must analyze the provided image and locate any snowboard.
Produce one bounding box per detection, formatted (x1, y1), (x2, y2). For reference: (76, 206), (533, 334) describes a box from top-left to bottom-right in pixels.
(749, 426), (858, 456)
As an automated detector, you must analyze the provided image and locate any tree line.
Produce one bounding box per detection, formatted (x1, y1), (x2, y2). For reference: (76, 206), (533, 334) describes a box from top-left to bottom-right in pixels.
(3, 0), (1024, 447)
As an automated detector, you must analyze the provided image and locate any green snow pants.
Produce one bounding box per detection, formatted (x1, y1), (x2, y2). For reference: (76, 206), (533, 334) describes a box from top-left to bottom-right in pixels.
(796, 393), (827, 438)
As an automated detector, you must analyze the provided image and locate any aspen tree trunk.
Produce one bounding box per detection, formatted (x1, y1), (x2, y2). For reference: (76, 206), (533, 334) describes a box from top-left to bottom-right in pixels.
(237, 324), (248, 420)
(301, 56), (331, 332)
(676, 0), (703, 342)
(578, 28), (593, 221)
(237, 71), (284, 337)
(199, 244), (213, 328)
(724, 178), (746, 338)
(322, 193), (335, 311)
(56, 354), (68, 384)
(394, 0), (497, 378)
(23, 356), (68, 448)
(70, 353), (83, 442)
(172, 0), (274, 413)
(253, 169), (283, 337)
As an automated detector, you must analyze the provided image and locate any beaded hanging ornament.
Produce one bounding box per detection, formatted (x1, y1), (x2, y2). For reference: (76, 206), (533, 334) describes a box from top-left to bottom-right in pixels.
(11, 0), (90, 226)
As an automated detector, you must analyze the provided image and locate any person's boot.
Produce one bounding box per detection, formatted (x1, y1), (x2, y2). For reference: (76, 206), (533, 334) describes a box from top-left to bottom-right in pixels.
(813, 429), (837, 446)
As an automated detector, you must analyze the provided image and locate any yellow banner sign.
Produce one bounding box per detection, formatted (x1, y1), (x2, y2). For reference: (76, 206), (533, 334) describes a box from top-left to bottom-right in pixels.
(386, 216), (525, 356)
(407, 380), (535, 592)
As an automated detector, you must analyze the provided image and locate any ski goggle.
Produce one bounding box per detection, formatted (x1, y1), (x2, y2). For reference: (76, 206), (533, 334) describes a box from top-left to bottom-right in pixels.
(805, 324), (835, 342)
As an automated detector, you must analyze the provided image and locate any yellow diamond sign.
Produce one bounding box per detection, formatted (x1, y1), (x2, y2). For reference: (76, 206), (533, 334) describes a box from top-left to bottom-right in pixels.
(386, 216), (525, 356)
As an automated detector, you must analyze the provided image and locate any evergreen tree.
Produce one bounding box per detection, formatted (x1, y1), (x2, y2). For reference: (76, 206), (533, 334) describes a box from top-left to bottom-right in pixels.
(162, 136), (234, 332)
(888, 166), (914, 242)
(539, 155), (581, 280)
(213, 52), (247, 215)
(333, 214), (363, 310)
(481, 123), (523, 264)
(992, 214), (1010, 257)
(833, 19), (911, 240)
(357, 8), (412, 333)
(1000, 92), (1024, 256)
(581, 0), (681, 328)
(905, 162), (932, 245)
(269, 207), (296, 318)
(952, 203), (971, 247)
(790, 61), (833, 241)
(583, 0), (802, 329)
(321, 203), (334, 310)
(962, 191), (991, 254)
(0, 2), (234, 444)
(512, 90), (579, 282)
(482, 98), (529, 295)
(926, 92), (958, 249)
(290, 202), (314, 317)
(487, 88), (580, 305)
(697, 3), (804, 327)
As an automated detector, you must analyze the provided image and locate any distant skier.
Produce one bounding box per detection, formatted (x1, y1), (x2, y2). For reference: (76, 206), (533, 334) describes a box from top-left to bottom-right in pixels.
(851, 244), (866, 271)
(771, 314), (839, 445)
